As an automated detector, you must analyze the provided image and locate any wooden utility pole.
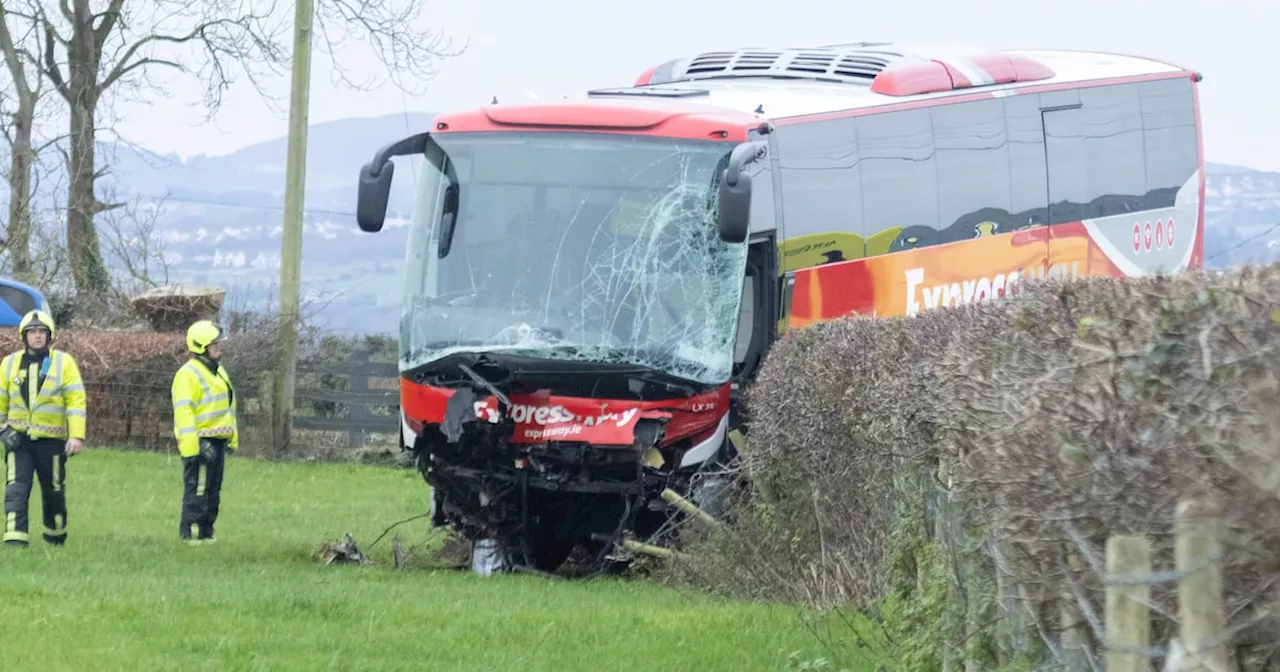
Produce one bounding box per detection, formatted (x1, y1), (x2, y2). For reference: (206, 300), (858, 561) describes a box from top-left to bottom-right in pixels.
(271, 0), (315, 457)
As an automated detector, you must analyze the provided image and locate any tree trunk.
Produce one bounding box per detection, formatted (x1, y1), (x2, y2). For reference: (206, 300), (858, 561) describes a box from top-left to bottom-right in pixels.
(65, 7), (111, 303)
(0, 2), (36, 282)
(6, 96), (34, 281)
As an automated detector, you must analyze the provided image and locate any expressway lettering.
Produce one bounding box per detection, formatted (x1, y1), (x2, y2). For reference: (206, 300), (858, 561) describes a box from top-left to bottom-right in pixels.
(522, 425), (584, 440)
(904, 262), (1080, 316)
(473, 401), (640, 429)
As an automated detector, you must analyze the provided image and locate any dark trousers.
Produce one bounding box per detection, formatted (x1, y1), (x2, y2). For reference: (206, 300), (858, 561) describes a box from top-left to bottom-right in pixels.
(4, 436), (68, 546)
(180, 438), (227, 541)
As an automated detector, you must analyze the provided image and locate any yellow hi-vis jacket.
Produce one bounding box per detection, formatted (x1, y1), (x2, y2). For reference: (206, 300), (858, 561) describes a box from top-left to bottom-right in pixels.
(171, 358), (238, 458)
(0, 349), (87, 440)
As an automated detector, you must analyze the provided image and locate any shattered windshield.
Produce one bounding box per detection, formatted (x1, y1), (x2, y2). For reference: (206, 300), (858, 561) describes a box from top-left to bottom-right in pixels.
(399, 130), (748, 386)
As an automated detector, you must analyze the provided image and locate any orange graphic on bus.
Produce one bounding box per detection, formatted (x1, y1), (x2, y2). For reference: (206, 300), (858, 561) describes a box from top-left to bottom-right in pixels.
(784, 220), (1130, 329)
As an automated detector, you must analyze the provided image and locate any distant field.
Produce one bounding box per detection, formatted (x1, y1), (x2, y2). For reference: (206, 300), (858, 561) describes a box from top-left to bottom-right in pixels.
(0, 449), (878, 671)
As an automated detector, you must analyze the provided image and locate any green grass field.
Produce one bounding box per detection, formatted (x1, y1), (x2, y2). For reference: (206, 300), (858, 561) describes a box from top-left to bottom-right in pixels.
(0, 449), (879, 671)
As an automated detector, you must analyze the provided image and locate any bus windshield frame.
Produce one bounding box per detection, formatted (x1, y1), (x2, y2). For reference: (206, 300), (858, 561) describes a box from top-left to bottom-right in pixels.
(398, 130), (750, 387)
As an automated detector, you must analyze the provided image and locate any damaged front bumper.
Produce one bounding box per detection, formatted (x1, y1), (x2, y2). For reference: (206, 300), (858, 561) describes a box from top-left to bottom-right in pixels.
(398, 359), (734, 573)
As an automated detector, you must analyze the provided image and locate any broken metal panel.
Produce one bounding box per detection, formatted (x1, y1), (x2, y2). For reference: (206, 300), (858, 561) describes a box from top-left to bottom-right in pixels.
(471, 538), (507, 576)
(319, 533), (372, 566)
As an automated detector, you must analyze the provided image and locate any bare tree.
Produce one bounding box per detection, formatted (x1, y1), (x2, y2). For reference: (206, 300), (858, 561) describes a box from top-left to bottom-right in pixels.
(0, 3), (60, 283)
(23, 156), (73, 301)
(33, 0), (462, 303)
(97, 185), (173, 296)
(28, 206), (70, 293)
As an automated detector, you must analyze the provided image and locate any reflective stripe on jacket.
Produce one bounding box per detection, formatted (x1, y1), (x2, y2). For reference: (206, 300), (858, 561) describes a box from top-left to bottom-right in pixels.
(0, 349), (87, 440)
(171, 358), (238, 458)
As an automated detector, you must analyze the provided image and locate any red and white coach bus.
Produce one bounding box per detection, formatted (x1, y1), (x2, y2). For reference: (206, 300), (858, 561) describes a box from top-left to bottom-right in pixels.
(354, 42), (1204, 572)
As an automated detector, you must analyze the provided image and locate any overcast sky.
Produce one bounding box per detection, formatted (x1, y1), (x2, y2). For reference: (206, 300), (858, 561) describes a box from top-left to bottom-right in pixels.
(107, 0), (1278, 171)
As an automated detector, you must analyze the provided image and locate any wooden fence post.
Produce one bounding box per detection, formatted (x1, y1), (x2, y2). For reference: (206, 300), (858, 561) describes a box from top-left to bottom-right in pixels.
(346, 346), (371, 450)
(1176, 497), (1232, 672)
(257, 373), (274, 459)
(1105, 534), (1151, 672)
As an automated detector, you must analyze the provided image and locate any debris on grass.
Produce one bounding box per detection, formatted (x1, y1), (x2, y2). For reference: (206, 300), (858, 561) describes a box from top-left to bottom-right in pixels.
(432, 532), (472, 568)
(319, 533), (372, 566)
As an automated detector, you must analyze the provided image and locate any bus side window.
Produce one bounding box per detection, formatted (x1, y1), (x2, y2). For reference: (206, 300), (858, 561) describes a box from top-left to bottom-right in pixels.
(1079, 83), (1146, 218)
(932, 99), (1013, 244)
(773, 118), (864, 269)
(733, 271), (754, 365)
(1005, 94), (1050, 229)
(745, 133), (776, 237)
(856, 108), (940, 251)
(1139, 78), (1198, 210)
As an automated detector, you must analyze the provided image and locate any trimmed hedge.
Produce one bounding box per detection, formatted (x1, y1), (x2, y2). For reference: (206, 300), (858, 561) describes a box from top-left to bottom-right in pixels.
(670, 265), (1280, 666)
(0, 328), (279, 450)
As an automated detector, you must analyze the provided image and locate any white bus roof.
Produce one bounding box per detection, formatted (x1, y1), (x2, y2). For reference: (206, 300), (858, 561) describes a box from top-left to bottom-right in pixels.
(582, 44), (1196, 122)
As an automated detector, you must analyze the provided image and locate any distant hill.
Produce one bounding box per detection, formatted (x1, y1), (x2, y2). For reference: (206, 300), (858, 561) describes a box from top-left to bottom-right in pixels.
(1, 113), (433, 334)
(0, 119), (1276, 336)
(1203, 161), (1280, 268)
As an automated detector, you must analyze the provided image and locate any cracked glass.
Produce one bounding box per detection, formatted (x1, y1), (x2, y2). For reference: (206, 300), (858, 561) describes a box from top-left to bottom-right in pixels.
(399, 131), (748, 386)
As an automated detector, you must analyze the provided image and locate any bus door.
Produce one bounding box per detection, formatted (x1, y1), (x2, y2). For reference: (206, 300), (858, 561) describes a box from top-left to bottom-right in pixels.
(729, 128), (782, 430)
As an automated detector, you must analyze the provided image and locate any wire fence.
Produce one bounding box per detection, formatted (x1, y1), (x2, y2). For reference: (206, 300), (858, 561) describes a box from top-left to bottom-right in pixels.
(933, 485), (1256, 672)
(23, 328), (402, 461)
(1096, 497), (1233, 672)
(656, 265), (1280, 671)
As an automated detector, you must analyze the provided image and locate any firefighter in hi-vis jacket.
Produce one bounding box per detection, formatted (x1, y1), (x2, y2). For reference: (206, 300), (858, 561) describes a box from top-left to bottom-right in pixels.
(171, 320), (238, 545)
(0, 310), (87, 547)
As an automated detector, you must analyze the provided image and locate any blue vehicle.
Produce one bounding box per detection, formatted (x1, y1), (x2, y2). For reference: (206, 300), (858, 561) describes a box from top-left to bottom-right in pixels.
(0, 277), (50, 327)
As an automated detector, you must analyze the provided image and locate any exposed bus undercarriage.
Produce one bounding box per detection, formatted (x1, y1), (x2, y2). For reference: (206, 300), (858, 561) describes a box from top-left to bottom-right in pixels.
(404, 351), (740, 574)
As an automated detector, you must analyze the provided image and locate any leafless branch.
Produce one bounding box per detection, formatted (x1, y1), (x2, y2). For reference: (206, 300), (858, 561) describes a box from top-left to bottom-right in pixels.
(10, 0), (465, 302)
(40, 18), (69, 102)
(50, 0), (466, 120)
(0, 0), (60, 282)
(313, 0), (466, 96)
(0, 2), (36, 100)
(96, 185), (173, 298)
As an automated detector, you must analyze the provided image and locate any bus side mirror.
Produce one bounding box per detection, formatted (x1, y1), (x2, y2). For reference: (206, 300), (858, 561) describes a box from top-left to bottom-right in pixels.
(355, 131), (433, 233)
(437, 185), (459, 258)
(717, 141), (767, 244)
(356, 160), (394, 233)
